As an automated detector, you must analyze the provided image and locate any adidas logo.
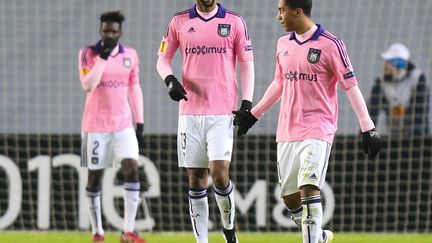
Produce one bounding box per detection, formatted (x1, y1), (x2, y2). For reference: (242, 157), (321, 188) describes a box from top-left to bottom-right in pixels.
(224, 151), (230, 156)
(309, 173), (317, 180)
(284, 50), (289, 56)
(188, 27), (196, 33)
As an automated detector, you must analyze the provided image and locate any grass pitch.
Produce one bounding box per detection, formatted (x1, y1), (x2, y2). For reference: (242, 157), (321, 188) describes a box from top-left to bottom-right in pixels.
(1, 232), (431, 243)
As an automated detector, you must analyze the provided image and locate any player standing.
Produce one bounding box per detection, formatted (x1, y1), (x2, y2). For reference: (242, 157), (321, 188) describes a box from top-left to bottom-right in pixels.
(232, 1), (381, 243)
(78, 10), (145, 243)
(156, 1), (255, 243)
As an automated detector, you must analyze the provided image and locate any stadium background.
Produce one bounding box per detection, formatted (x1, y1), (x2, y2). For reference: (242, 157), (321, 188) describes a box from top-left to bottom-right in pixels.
(0, 0), (431, 236)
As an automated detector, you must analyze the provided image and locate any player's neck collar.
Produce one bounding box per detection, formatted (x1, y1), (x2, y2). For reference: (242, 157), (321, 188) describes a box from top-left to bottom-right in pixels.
(189, 3), (227, 21)
(289, 24), (324, 44)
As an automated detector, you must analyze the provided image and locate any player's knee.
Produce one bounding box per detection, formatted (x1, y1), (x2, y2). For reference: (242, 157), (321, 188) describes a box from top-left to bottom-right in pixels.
(283, 193), (301, 209)
(210, 163), (230, 188)
(121, 158), (139, 180)
(86, 181), (101, 190)
(211, 172), (229, 189)
(299, 184), (320, 197)
(87, 171), (103, 190)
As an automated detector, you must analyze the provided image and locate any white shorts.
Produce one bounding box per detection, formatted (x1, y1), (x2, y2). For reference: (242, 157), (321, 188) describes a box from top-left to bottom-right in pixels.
(81, 128), (139, 170)
(277, 139), (331, 197)
(177, 115), (234, 168)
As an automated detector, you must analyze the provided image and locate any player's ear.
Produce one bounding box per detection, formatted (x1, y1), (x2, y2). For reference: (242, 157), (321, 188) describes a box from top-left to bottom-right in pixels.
(98, 25), (104, 39)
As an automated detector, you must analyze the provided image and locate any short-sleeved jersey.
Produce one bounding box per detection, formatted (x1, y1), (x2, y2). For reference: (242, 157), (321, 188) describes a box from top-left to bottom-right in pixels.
(79, 41), (140, 132)
(274, 25), (358, 144)
(158, 4), (254, 115)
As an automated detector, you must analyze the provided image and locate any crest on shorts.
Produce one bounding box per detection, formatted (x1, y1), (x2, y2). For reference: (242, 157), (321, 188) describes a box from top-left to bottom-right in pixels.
(307, 48), (321, 64)
(91, 157), (99, 165)
(123, 57), (131, 68)
(218, 24), (231, 37)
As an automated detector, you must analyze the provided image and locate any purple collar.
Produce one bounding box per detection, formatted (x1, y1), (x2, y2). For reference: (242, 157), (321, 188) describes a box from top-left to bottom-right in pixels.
(189, 3), (227, 21)
(289, 24), (324, 43)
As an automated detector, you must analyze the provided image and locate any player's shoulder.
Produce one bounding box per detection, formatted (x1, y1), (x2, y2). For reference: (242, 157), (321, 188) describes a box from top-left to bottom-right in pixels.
(169, 8), (191, 22)
(319, 30), (346, 49)
(120, 44), (137, 52)
(119, 44), (139, 58)
(80, 45), (98, 57)
(225, 8), (246, 20)
(277, 33), (292, 44)
(225, 8), (250, 29)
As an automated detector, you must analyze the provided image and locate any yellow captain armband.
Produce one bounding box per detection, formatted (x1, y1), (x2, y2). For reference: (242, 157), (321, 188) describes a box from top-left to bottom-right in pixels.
(80, 67), (90, 76)
(159, 40), (168, 53)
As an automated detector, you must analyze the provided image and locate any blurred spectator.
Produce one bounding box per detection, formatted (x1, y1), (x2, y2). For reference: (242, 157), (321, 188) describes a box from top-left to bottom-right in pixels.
(368, 43), (429, 136)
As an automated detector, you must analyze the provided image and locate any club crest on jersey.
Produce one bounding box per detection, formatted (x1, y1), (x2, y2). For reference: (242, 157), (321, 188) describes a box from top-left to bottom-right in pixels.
(307, 48), (321, 64)
(218, 24), (231, 37)
(123, 57), (131, 68)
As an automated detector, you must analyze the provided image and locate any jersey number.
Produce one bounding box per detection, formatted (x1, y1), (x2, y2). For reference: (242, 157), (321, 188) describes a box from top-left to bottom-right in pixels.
(91, 141), (99, 164)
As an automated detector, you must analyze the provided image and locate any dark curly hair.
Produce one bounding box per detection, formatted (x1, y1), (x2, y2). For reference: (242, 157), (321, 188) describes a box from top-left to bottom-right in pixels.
(100, 10), (125, 28)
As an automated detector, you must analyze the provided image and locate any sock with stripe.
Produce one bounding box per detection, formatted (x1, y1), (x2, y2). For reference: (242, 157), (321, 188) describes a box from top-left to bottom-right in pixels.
(86, 188), (104, 236)
(301, 195), (323, 243)
(123, 181), (141, 232)
(214, 181), (235, 230)
(189, 188), (209, 243)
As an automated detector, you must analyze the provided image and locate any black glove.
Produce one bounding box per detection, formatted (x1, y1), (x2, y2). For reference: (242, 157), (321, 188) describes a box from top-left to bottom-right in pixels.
(233, 100), (252, 126)
(232, 108), (258, 137)
(99, 37), (117, 60)
(164, 75), (188, 101)
(362, 129), (381, 159)
(135, 123), (145, 150)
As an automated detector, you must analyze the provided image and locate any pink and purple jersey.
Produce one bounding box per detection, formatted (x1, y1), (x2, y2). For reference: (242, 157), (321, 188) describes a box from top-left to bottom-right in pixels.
(158, 4), (254, 115)
(272, 25), (357, 143)
(79, 41), (140, 132)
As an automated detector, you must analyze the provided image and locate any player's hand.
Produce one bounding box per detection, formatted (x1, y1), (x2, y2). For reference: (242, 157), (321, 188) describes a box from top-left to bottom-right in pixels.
(232, 109), (258, 137)
(233, 100), (252, 126)
(362, 129), (381, 159)
(99, 37), (117, 60)
(164, 75), (188, 102)
(135, 123), (145, 150)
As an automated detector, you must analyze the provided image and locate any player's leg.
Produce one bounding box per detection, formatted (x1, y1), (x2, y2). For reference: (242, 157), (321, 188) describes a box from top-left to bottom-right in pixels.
(297, 139), (332, 243)
(210, 160), (237, 243)
(82, 132), (110, 242)
(113, 128), (145, 243)
(187, 168), (210, 243)
(207, 115), (237, 243)
(283, 192), (303, 227)
(87, 170), (105, 242)
(277, 142), (303, 228)
(178, 115), (210, 243)
(120, 158), (141, 235)
(283, 194), (331, 243)
(283, 192), (333, 243)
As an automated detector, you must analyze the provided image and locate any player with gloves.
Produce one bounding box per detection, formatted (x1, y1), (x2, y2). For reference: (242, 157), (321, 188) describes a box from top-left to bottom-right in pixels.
(232, 0), (381, 243)
(156, 1), (255, 242)
(78, 10), (146, 243)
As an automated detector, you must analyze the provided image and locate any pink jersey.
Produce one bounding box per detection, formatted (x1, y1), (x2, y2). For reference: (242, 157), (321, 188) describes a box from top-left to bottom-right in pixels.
(271, 25), (357, 143)
(158, 4), (254, 115)
(79, 42), (140, 132)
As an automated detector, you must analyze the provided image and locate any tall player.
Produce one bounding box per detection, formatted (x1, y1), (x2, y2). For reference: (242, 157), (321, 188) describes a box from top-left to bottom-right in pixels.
(78, 11), (146, 243)
(232, 0), (381, 243)
(156, 1), (254, 243)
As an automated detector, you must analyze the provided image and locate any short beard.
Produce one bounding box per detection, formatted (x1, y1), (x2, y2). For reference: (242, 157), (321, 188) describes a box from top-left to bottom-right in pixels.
(199, 0), (216, 9)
